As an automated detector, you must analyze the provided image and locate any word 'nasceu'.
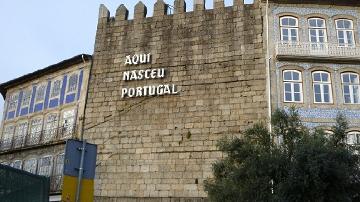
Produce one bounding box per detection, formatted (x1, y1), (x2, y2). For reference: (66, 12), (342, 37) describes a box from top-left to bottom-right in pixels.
(123, 68), (165, 81)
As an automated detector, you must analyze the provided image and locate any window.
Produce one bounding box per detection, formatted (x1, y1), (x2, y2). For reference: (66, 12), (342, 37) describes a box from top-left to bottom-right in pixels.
(7, 93), (18, 111)
(342, 72), (360, 104)
(283, 70), (303, 102)
(38, 156), (53, 177)
(280, 16), (299, 43)
(61, 109), (76, 139)
(43, 114), (59, 143)
(50, 80), (62, 98)
(35, 84), (46, 103)
(67, 74), (78, 93)
(23, 158), (37, 174)
(1, 125), (14, 150)
(13, 122), (28, 148)
(21, 89), (32, 108)
(308, 18), (327, 50)
(336, 19), (355, 47)
(10, 160), (22, 169)
(347, 131), (360, 145)
(51, 153), (64, 191)
(312, 71), (332, 103)
(28, 118), (43, 145)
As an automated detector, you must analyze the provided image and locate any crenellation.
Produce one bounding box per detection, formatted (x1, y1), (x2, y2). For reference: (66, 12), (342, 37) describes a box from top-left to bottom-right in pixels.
(98, 4), (110, 23)
(154, 0), (169, 17)
(134, 1), (148, 20)
(174, 0), (187, 14)
(194, 0), (206, 11)
(116, 4), (129, 21)
(214, 0), (225, 9)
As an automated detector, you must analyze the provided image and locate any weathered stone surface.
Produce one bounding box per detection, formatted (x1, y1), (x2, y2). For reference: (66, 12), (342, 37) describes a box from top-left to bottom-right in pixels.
(87, 2), (266, 200)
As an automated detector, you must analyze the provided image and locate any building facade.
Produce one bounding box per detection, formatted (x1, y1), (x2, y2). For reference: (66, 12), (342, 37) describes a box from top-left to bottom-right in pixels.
(85, 0), (267, 201)
(0, 54), (92, 201)
(1, 0), (360, 201)
(267, 0), (360, 145)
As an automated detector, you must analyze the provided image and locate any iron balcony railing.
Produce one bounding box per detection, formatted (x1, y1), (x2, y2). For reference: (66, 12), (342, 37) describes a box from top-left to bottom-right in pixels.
(0, 124), (77, 152)
(276, 41), (360, 59)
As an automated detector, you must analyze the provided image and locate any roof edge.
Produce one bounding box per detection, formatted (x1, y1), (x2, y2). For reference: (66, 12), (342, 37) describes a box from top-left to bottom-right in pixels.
(0, 54), (92, 99)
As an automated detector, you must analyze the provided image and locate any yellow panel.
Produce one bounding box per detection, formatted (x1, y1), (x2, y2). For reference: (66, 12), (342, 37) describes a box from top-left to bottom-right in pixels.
(61, 175), (94, 202)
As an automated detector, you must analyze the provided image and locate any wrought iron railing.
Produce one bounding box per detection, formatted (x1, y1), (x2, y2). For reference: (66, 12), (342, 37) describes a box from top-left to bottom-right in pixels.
(276, 41), (360, 59)
(0, 124), (77, 152)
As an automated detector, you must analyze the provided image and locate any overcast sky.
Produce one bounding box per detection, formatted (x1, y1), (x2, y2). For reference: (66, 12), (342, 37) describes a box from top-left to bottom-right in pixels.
(0, 0), (253, 122)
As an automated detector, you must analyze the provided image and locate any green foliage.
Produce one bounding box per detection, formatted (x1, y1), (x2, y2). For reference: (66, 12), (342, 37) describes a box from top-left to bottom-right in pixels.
(205, 108), (360, 202)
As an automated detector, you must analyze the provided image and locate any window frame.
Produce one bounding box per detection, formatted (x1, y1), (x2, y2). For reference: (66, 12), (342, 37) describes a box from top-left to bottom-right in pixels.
(335, 19), (355, 47)
(10, 160), (22, 169)
(20, 88), (32, 109)
(35, 83), (47, 104)
(66, 73), (79, 94)
(23, 158), (38, 174)
(341, 72), (360, 104)
(60, 108), (77, 139)
(1, 124), (15, 150)
(347, 131), (360, 145)
(50, 78), (62, 99)
(38, 155), (53, 177)
(280, 16), (299, 43)
(308, 18), (328, 44)
(283, 70), (303, 103)
(43, 113), (59, 143)
(28, 117), (43, 146)
(7, 92), (19, 112)
(13, 121), (28, 149)
(312, 71), (333, 104)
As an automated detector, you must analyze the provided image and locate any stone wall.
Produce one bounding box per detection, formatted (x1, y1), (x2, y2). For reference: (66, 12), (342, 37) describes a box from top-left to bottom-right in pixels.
(85, 0), (267, 200)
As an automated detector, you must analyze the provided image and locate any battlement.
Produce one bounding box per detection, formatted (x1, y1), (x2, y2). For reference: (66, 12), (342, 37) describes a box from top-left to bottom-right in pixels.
(98, 0), (259, 24)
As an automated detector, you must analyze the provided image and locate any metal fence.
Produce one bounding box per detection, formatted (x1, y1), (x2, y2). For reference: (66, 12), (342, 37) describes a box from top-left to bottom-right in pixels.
(0, 164), (50, 202)
(0, 125), (76, 152)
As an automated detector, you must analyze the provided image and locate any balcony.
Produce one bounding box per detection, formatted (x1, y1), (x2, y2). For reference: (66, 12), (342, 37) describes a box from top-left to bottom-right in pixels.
(0, 125), (77, 152)
(275, 41), (360, 63)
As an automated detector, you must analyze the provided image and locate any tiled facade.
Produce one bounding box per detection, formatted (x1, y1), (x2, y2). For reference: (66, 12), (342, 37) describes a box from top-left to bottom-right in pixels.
(0, 54), (92, 198)
(268, 1), (360, 137)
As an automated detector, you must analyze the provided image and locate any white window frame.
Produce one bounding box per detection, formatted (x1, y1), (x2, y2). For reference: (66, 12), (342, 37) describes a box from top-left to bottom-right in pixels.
(38, 155), (53, 177)
(308, 18), (328, 52)
(35, 83), (47, 104)
(51, 153), (65, 191)
(283, 70), (303, 103)
(280, 16), (299, 43)
(312, 71), (333, 104)
(23, 158), (38, 174)
(60, 108), (77, 139)
(11, 160), (22, 169)
(21, 88), (32, 109)
(67, 73), (79, 94)
(43, 113), (59, 143)
(347, 131), (360, 145)
(13, 121), (28, 149)
(341, 72), (360, 104)
(1, 124), (14, 150)
(50, 78), (62, 99)
(336, 19), (355, 47)
(7, 92), (19, 112)
(28, 117), (43, 145)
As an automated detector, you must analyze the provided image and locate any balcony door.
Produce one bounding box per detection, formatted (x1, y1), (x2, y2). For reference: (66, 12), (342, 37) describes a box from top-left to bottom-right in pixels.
(308, 18), (328, 55)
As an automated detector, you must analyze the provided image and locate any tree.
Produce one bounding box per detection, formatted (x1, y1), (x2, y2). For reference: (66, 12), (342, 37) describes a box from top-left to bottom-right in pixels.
(204, 108), (360, 202)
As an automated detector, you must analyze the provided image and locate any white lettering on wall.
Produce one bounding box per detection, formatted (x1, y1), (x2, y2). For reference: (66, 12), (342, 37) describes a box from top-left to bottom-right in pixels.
(121, 53), (179, 98)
